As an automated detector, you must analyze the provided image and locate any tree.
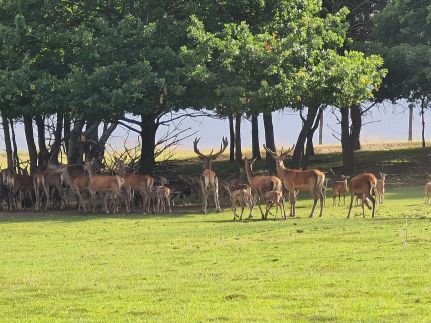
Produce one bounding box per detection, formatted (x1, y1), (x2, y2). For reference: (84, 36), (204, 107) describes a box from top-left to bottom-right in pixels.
(371, 0), (431, 147)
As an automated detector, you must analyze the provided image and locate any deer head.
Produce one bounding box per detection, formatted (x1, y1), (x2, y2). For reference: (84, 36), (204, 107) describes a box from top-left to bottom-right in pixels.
(263, 145), (294, 168)
(193, 137), (228, 170)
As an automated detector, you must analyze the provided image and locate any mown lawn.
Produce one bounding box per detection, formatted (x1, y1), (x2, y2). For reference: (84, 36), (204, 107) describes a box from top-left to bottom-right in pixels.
(1, 187), (431, 322)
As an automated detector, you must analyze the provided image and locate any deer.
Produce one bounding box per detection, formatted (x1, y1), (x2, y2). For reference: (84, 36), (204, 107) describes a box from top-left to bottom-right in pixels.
(116, 159), (154, 213)
(244, 158), (282, 219)
(2, 170), (34, 210)
(152, 177), (171, 213)
(46, 163), (89, 211)
(332, 175), (349, 207)
(347, 173), (378, 218)
(83, 160), (127, 214)
(193, 137), (228, 214)
(376, 172), (386, 204)
(263, 145), (325, 218)
(263, 190), (286, 220)
(228, 186), (254, 221)
(425, 182), (431, 204)
(33, 164), (65, 211)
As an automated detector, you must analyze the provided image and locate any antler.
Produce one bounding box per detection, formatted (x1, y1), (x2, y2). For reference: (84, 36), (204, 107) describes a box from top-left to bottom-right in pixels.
(193, 137), (228, 159)
(263, 144), (277, 157)
(279, 145), (294, 159)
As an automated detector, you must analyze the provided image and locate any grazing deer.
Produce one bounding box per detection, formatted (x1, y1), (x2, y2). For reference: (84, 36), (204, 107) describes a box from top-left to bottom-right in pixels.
(376, 172), (386, 204)
(2, 170), (34, 210)
(83, 161), (127, 214)
(424, 182), (431, 204)
(264, 145), (325, 218)
(193, 137), (228, 214)
(332, 175), (349, 207)
(347, 173), (378, 218)
(116, 160), (154, 213)
(244, 158), (282, 219)
(228, 187), (254, 220)
(263, 190), (286, 220)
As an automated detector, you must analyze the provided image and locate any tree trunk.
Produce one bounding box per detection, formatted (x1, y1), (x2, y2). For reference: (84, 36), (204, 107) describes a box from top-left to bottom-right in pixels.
(228, 115), (235, 162)
(49, 113), (64, 164)
(234, 113), (242, 162)
(408, 103), (413, 141)
(263, 112), (276, 174)
(319, 112), (323, 145)
(139, 114), (158, 175)
(251, 114), (261, 160)
(23, 115), (38, 174)
(421, 100), (426, 148)
(341, 108), (354, 174)
(305, 108), (323, 157)
(34, 115), (49, 168)
(292, 106), (318, 169)
(351, 104), (362, 150)
(67, 119), (85, 164)
(10, 119), (19, 173)
(63, 113), (71, 154)
(90, 122), (118, 164)
(1, 114), (14, 170)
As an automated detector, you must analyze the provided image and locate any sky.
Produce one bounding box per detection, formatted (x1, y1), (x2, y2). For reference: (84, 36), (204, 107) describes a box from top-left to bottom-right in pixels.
(0, 101), (428, 155)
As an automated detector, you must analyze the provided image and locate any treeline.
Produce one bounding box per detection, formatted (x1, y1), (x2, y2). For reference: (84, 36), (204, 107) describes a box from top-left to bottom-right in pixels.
(0, 0), (429, 175)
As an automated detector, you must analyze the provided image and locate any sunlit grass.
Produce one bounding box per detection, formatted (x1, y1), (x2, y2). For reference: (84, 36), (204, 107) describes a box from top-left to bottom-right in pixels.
(1, 187), (431, 321)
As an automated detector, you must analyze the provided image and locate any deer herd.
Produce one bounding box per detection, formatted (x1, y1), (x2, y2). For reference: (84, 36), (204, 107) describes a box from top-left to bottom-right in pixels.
(0, 136), (427, 220)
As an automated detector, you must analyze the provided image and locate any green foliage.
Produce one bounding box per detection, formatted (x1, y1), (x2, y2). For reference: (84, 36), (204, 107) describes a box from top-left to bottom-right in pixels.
(183, 1), (385, 116)
(371, 0), (431, 102)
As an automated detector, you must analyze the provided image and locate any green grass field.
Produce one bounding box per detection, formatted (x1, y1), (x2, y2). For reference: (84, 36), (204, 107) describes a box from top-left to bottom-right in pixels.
(1, 187), (431, 321)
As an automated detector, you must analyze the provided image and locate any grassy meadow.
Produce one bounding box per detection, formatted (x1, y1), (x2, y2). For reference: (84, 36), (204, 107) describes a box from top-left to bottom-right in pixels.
(1, 187), (431, 321)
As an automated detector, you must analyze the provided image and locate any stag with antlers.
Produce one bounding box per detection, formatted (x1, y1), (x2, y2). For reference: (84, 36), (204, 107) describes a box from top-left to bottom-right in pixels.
(264, 145), (325, 218)
(193, 137), (228, 214)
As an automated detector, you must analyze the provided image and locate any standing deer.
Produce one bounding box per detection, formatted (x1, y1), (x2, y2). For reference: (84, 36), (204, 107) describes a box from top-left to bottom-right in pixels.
(263, 190), (286, 220)
(263, 145), (325, 218)
(83, 161), (127, 214)
(347, 173), (378, 218)
(2, 170), (34, 210)
(116, 160), (154, 213)
(376, 172), (386, 204)
(332, 175), (349, 207)
(152, 177), (172, 213)
(425, 182), (431, 204)
(229, 187), (254, 220)
(193, 137), (228, 214)
(244, 158), (282, 219)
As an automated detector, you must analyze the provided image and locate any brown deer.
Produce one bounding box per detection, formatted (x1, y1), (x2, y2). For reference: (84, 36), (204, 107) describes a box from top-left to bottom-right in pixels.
(376, 172), (386, 204)
(425, 182), (431, 204)
(263, 190), (286, 220)
(2, 170), (34, 210)
(244, 158), (282, 219)
(48, 164), (89, 211)
(33, 166), (65, 211)
(332, 175), (349, 207)
(153, 177), (171, 213)
(193, 137), (228, 214)
(116, 159), (154, 213)
(83, 161), (127, 214)
(228, 186), (254, 220)
(347, 173), (378, 218)
(263, 145), (325, 218)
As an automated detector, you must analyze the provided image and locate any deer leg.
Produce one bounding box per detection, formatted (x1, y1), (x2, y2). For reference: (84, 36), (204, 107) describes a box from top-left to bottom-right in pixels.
(347, 194), (354, 218)
(240, 202), (245, 220)
(319, 190), (324, 217)
(43, 184), (50, 211)
(370, 195), (376, 218)
(281, 197), (287, 220)
(362, 195), (365, 217)
(309, 194), (318, 218)
(332, 194), (336, 207)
